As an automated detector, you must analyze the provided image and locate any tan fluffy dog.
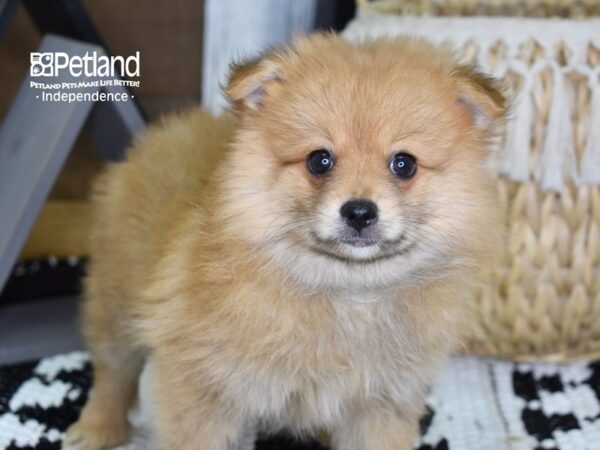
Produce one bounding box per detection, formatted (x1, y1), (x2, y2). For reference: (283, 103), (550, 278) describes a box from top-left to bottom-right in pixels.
(65, 34), (505, 450)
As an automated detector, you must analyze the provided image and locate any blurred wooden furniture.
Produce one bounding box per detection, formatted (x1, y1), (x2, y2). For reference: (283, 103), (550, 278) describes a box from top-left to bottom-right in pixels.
(0, 16), (145, 292)
(19, 200), (92, 259)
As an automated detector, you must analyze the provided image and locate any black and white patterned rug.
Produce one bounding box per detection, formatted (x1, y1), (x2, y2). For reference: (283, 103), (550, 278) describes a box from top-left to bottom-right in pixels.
(1, 352), (599, 450)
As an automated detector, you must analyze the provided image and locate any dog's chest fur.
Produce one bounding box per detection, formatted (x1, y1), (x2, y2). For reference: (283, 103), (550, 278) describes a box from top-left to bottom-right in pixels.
(216, 289), (432, 432)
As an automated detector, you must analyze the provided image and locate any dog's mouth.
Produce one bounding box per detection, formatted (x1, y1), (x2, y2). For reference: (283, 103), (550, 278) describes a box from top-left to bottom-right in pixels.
(338, 237), (378, 248)
(307, 230), (414, 263)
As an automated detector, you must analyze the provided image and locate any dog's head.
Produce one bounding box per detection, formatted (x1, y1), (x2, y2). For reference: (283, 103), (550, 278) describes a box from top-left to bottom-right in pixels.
(219, 34), (505, 290)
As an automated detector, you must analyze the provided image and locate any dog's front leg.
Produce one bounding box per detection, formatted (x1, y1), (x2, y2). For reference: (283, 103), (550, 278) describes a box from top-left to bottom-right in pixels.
(151, 354), (247, 450)
(331, 407), (420, 450)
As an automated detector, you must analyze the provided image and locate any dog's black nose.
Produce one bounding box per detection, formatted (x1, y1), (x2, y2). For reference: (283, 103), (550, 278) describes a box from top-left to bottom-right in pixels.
(340, 199), (378, 232)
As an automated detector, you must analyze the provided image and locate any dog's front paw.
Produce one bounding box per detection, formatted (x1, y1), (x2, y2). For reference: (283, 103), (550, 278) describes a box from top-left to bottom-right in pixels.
(64, 417), (130, 450)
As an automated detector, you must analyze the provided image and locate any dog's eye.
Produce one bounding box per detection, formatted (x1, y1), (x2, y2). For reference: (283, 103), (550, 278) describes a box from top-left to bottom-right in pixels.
(389, 152), (417, 179)
(307, 149), (334, 176)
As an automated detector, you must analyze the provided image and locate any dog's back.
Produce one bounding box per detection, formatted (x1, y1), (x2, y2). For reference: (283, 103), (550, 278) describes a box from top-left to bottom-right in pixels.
(65, 110), (235, 450)
(86, 109), (235, 322)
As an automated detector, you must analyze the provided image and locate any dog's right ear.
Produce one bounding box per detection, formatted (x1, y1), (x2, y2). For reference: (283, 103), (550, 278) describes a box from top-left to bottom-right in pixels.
(225, 52), (282, 117)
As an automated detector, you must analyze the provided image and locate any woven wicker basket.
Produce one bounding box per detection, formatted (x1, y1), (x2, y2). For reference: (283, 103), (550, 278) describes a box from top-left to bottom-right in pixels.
(345, 12), (600, 361)
(357, 0), (600, 17)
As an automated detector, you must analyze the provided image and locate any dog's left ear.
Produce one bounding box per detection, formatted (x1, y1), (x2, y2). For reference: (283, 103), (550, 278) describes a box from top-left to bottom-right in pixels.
(225, 52), (282, 117)
(453, 66), (507, 129)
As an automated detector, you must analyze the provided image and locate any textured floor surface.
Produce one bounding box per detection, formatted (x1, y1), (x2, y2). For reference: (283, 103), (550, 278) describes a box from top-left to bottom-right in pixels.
(1, 352), (599, 450)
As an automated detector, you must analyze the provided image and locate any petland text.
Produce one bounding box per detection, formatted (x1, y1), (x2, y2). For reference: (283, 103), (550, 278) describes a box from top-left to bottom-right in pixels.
(30, 52), (140, 78)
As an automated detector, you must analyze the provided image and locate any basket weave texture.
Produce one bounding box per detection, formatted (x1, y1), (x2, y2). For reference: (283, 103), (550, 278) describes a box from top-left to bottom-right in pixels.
(357, 0), (600, 17)
(345, 13), (600, 361)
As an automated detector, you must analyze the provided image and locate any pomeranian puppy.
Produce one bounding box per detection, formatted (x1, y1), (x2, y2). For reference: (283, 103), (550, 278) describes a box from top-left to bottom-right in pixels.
(65, 34), (505, 450)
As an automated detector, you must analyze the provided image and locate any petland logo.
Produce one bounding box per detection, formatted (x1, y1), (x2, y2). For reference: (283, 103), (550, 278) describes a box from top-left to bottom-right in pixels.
(30, 51), (140, 78)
